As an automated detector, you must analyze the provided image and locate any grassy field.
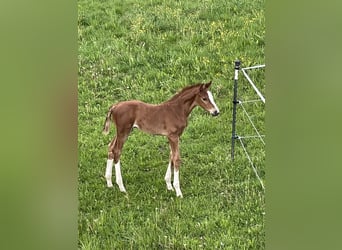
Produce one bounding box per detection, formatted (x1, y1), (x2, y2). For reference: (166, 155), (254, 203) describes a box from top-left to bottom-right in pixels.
(78, 0), (265, 248)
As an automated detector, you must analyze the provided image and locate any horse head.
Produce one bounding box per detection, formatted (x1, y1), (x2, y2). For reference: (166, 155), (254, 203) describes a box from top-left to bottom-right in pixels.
(196, 81), (220, 116)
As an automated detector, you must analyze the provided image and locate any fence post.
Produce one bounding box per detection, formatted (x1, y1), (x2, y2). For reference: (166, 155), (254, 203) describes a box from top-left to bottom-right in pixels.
(231, 60), (240, 161)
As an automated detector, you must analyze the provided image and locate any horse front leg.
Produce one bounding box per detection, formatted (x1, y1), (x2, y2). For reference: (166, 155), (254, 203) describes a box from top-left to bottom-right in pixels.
(168, 135), (183, 198)
(173, 166), (182, 198)
(164, 151), (174, 191)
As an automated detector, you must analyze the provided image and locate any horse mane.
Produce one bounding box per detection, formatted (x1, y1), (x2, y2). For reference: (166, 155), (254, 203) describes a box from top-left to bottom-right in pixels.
(166, 83), (203, 103)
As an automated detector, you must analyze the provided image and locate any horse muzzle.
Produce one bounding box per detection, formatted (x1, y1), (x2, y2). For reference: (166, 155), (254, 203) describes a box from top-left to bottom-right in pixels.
(211, 110), (220, 116)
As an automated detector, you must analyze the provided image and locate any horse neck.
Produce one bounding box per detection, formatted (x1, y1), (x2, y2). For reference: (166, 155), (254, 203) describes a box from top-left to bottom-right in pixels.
(165, 89), (198, 117)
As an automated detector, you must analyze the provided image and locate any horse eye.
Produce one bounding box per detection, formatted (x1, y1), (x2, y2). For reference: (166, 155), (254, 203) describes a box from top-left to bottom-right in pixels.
(202, 97), (208, 101)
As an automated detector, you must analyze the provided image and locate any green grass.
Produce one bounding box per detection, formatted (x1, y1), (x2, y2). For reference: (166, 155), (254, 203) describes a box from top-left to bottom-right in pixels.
(78, 0), (265, 248)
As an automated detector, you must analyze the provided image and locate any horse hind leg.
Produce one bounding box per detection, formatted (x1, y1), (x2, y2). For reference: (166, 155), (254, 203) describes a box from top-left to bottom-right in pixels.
(114, 160), (126, 193)
(105, 132), (128, 193)
(105, 159), (114, 187)
(113, 131), (131, 193)
(105, 137), (116, 187)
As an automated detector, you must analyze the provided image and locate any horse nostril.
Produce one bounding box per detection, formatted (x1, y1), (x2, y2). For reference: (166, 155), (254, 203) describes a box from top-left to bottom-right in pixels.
(212, 111), (219, 116)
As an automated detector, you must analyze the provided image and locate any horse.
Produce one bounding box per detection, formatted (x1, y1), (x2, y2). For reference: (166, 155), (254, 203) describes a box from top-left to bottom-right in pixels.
(103, 81), (219, 197)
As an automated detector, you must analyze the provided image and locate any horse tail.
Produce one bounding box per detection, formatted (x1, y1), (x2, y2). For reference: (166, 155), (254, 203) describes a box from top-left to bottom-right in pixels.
(103, 105), (115, 135)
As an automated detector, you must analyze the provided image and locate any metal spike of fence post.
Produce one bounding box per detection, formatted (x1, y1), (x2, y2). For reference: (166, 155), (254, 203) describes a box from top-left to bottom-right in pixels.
(231, 60), (240, 161)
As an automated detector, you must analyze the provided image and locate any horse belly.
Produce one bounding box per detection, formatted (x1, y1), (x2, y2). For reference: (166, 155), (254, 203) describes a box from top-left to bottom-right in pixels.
(134, 110), (169, 135)
(135, 117), (168, 135)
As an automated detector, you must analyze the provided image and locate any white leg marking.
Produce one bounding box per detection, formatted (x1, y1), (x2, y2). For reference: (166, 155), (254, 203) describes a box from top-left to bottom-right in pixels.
(115, 161), (126, 192)
(173, 169), (183, 198)
(105, 159), (113, 187)
(164, 162), (174, 191)
(207, 91), (220, 113)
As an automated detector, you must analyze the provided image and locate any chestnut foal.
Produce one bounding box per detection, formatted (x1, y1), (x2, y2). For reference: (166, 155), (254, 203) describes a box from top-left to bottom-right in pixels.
(103, 81), (219, 197)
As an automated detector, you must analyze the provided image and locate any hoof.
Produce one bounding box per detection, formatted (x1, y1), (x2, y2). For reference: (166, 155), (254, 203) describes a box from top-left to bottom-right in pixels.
(166, 184), (174, 191)
(176, 191), (183, 198)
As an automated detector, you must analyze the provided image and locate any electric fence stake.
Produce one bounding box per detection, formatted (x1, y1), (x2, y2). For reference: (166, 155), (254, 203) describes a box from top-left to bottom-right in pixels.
(231, 60), (240, 161)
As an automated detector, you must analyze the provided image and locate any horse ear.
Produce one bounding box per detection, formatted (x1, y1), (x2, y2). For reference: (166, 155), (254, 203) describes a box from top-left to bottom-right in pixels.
(205, 81), (212, 89)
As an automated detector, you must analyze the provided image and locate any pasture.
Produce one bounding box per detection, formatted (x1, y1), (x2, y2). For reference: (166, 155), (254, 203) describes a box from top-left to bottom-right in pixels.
(78, 0), (265, 248)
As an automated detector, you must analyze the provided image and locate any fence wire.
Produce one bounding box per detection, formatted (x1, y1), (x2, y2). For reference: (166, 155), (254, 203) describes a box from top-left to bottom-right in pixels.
(233, 64), (265, 190)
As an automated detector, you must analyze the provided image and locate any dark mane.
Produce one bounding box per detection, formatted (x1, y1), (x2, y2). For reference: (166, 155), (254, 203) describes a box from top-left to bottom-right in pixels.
(166, 83), (202, 103)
